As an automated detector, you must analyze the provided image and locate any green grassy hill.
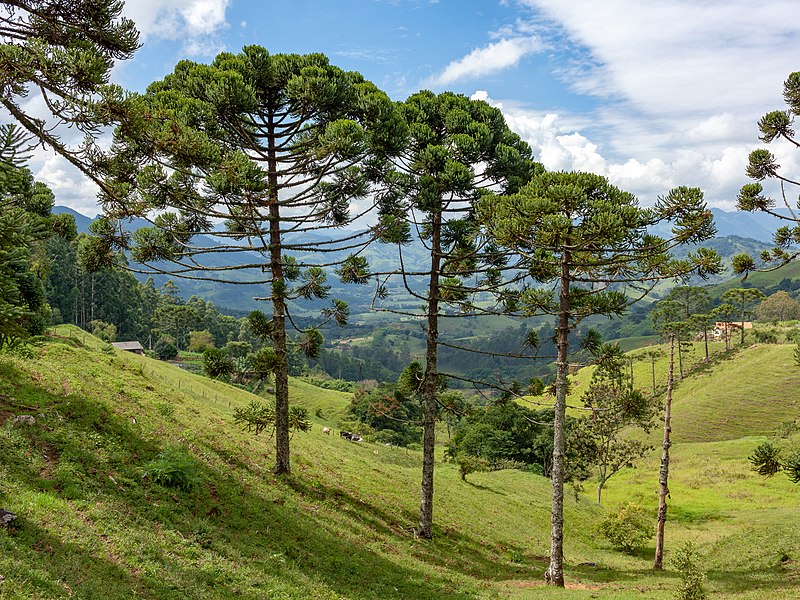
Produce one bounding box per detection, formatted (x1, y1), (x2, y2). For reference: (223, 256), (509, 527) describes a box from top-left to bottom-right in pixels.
(0, 326), (798, 598)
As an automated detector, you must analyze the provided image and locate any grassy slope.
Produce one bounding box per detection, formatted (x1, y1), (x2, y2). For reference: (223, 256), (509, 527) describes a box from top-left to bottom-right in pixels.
(0, 326), (798, 599)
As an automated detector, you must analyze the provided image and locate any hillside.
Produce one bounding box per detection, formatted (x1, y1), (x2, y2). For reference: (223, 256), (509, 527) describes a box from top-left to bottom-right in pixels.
(1, 327), (798, 598)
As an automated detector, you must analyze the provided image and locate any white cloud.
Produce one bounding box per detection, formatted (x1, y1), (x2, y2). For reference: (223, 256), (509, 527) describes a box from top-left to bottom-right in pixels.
(35, 153), (100, 217)
(122, 0), (230, 56)
(473, 90), (768, 209)
(517, 0), (800, 117)
(426, 37), (545, 87)
(467, 1), (800, 210)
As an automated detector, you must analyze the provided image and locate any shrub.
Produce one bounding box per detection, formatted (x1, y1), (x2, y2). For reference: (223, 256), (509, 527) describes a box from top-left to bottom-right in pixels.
(289, 406), (312, 434)
(203, 347), (235, 380)
(233, 401), (312, 436)
(88, 319), (116, 342)
(597, 502), (653, 553)
(457, 454), (490, 481)
(144, 447), (203, 492)
(672, 541), (706, 600)
(153, 336), (178, 361)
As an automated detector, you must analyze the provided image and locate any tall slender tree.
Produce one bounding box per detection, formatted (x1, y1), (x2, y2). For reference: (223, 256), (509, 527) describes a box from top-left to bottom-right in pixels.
(711, 302), (737, 351)
(480, 174), (720, 587)
(649, 299), (687, 570)
(375, 91), (537, 538)
(721, 287), (765, 345)
(663, 286), (711, 364)
(93, 47), (406, 475)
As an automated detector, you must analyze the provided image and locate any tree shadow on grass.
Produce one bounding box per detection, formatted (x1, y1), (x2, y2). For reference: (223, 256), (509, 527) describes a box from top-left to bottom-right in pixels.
(0, 359), (481, 599)
(464, 480), (508, 496)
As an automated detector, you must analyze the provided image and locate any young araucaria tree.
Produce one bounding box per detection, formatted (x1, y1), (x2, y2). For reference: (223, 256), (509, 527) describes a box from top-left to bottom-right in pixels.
(378, 91), (537, 539)
(479, 174), (720, 587)
(92, 47), (406, 475)
(580, 343), (657, 506)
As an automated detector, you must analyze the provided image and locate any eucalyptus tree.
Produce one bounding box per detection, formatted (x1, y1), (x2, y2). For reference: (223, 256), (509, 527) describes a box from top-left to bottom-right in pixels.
(721, 287), (765, 345)
(480, 174), (720, 587)
(378, 91), (537, 539)
(734, 72), (800, 274)
(0, 0), (138, 185)
(93, 47), (406, 475)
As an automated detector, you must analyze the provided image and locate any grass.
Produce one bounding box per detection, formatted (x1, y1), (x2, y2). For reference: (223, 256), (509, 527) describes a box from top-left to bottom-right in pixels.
(0, 325), (798, 598)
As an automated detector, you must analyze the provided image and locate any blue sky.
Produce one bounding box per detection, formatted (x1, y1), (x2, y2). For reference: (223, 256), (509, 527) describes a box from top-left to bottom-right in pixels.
(26, 0), (800, 218)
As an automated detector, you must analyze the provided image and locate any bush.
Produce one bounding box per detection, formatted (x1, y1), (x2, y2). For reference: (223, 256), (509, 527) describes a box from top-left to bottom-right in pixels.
(203, 347), (235, 380)
(672, 541), (706, 600)
(153, 336), (178, 361)
(597, 502), (653, 553)
(457, 454), (490, 481)
(289, 406), (312, 434)
(144, 447), (203, 492)
(88, 319), (116, 342)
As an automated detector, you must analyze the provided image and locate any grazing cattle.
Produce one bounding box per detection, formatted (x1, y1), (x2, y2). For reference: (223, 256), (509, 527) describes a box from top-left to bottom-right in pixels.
(339, 431), (363, 442)
(340, 430), (352, 439)
(322, 427), (331, 435)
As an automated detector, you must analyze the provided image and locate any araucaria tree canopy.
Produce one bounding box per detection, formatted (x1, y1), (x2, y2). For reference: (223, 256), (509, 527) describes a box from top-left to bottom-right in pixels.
(480, 172), (721, 586)
(0, 0), (138, 184)
(92, 47), (407, 475)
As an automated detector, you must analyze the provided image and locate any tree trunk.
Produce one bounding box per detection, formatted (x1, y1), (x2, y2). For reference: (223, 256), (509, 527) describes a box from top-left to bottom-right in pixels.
(548, 249), (570, 588)
(268, 114), (290, 476)
(740, 309), (746, 345)
(703, 328), (709, 362)
(677, 336), (684, 379)
(418, 209), (442, 539)
(651, 358), (656, 396)
(653, 333), (674, 570)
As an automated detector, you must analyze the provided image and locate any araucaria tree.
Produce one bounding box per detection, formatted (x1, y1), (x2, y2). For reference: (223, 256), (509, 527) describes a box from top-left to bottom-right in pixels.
(0, 0), (138, 184)
(721, 288), (765, 345)
(649, 298), (690, 570)
(95, 47), (405, 475)
(580, 343), (656, 506)
(382, 91), (537, 539)
(480, 174), (720, 587)
(734, 71), (800, 274)
(0, 125), (59, 347)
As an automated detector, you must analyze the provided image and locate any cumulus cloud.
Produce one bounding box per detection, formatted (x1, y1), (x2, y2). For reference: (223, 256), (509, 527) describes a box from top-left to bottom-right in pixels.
(467, 2), (800, 209)
(35, 153), (101, 217)
(426, 36), (545, 87)
(472, 90), (771, 209)
(517, 0), (800, 118)
(122, 0), (230, 56)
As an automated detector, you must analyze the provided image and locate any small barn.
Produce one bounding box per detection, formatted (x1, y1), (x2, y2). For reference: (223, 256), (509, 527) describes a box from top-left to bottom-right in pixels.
(111, 341), (145, 355)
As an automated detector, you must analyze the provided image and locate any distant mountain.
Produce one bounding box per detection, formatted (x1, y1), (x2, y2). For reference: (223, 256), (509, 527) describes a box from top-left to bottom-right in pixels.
(710, 208), (777, 242)
(53, 205), (798, 313)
